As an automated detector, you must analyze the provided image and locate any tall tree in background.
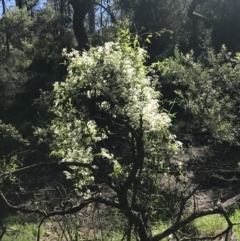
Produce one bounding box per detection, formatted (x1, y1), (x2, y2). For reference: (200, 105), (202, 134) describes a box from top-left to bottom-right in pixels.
(88, 2), (95, 34)
(15, 0), (23, 8)
(1, 0), (5, 14)
(118, 0), (190, 59)
(69, 0), (91, 51)
(68, 0), (117, 50)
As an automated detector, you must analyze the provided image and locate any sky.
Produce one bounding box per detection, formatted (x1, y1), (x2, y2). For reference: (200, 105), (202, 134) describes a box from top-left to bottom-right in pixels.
(0, 0), (14, 15)
(0, 0), (46, 15)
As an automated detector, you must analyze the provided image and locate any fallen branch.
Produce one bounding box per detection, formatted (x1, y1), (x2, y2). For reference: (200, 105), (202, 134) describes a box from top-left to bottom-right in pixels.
(222, 194), (240, 211)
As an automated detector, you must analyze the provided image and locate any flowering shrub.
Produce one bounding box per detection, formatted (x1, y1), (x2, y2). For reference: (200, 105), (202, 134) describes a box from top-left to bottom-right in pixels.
(33, 35), (185, 240)
(48, 39), (181, 191)
(18, 33), (233, 241)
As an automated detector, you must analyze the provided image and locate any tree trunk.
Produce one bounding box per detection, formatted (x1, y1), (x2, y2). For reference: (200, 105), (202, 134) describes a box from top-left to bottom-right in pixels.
(88, 3), (95, 34)
(60, 0), (64, 14)
(15, 0), (23, 8)
(187, 0), (211, 54)
(69, 0), (91, 51)
(2, 0), (5, 14)
(2, 0), (9, 53)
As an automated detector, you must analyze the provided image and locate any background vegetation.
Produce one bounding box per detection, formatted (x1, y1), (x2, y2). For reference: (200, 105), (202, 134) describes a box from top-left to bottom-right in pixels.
(1, 0), (240, 240)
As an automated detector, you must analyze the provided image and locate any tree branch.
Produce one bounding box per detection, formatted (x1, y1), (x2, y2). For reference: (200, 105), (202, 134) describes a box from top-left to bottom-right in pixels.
(26, 0), (39, 11)
(92, 1), (116, 24)
(188, 0), (211, 27)
(36, 195), (120, 241)
(0, 161), (96, 178)
(0, 191), (46, 216)
(152, 207), (225, 241)
(181, 226), (231, 241)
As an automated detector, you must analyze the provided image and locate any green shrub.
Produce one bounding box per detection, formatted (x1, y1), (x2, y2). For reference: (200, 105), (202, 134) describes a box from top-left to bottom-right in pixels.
(2, 222), (44, 241)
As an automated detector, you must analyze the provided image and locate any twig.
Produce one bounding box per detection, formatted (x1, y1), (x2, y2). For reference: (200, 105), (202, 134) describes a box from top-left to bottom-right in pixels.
(0, 191), (45, 216)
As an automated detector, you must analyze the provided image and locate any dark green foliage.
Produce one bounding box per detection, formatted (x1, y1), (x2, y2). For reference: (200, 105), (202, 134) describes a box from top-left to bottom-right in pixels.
(198, 0), (240, 53)
(161, 45), (240, 144)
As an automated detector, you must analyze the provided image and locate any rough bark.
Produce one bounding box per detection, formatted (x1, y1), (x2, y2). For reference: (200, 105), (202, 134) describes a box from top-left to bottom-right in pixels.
(69, 0), (91, 51)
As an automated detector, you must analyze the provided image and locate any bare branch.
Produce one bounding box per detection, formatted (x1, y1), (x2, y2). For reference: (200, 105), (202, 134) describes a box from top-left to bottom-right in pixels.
(25, 0), (39, 11)
(181, 207), (233, 241)
(222, 194), (240, 211)
(153, 191), (240, 241)
(188, 0), (211, 27)
(92, 1), (116, 24)
(0, 161), (96, 178)
(0, 191), (46, 216)
(152, 207), (224, 241)
(36, 194), (119, 241)
(181, 226), (232, 241)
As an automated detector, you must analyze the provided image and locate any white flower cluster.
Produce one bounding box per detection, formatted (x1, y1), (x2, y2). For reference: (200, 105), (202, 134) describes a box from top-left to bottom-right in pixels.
(49, 41), (181, 191)
(63, 42), (171, 132)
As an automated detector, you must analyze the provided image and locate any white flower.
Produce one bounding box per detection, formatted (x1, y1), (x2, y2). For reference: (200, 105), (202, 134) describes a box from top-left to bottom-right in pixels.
(177, 161), (183, 167)
(168, 234), (173, 240)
